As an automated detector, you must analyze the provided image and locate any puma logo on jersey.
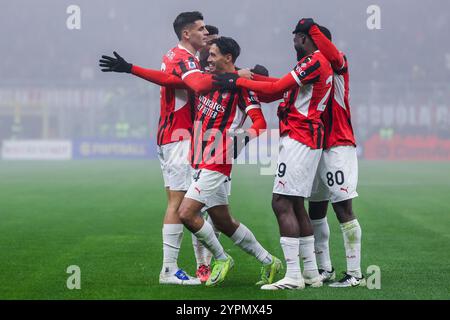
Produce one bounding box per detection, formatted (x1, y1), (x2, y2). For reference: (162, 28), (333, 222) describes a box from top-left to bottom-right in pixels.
(340, 187), (349, 193)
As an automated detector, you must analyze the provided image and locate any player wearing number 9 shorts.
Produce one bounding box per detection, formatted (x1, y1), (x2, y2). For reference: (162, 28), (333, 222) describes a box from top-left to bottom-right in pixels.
(213, 18), (334, 289)
(305, 22), (365, 288)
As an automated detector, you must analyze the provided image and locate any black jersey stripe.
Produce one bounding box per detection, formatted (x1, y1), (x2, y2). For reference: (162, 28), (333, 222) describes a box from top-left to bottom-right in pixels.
(166, 112), (175, 139)
(199, 90), (227, 166)
(317, 123), (324, 149)
(288, 87), (298, 106)
(178, 61), (188, 74)
(217, 90), (236, 134)
(192, 91), (217, 168)
(306, 120), (314, 139)
(158, 114), (169, 145)
(298, 60), (321, 80)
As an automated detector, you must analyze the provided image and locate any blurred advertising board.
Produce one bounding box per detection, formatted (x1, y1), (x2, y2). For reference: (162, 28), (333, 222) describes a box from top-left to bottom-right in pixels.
(1, 140), (72, 160)
(364, 134), (450, 160)
(72, 140), (156, 159)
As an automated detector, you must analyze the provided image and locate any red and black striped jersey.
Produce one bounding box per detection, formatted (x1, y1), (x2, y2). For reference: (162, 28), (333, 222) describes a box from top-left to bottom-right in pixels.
(190, 87), (261, 177)
(157, 44), (201, 146)
(322, 53), (356, 148)
(278, 50), (333, 149)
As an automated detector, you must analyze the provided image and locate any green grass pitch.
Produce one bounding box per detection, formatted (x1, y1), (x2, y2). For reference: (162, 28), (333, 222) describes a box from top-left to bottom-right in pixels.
(0, 160), (449, 300)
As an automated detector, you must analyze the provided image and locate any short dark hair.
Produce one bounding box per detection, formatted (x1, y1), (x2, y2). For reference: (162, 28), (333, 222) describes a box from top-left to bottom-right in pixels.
(173, 11), (204, 40)
(211, 37), (241, 63)
(318, 25), (332, 41)
(205, 25), (219, 35)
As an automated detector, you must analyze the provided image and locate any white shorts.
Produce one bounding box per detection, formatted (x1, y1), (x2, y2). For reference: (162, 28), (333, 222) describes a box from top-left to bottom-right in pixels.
(157, 140), (191, 191)
(273, 136), (322, 198)
(185, 169), (229, 209)
(309, 145), (359, 203)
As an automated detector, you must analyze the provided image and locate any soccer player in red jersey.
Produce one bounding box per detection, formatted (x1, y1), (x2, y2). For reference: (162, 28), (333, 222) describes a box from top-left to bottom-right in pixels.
(301, 20), (365, 287)
(190, 24), (221, 281)
(213, 19), (334, 289)
(100, 11), (213, 285)
(176, 37), (282, 287)
(101, 35), (283, 286)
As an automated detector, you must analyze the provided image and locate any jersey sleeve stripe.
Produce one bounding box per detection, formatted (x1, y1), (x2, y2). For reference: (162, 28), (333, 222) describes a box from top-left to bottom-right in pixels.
(245, 105), (261, 113)
(290, 70), (302, 87)
(300, 60), (321, 79)
(181, 69), (201, 80)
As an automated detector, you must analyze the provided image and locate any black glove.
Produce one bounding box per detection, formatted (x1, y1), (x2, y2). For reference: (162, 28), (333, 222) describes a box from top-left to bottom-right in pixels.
(292, 18), (316, 34)
(251, 64), (269, 77)
(99, 51), (132, 73)
(213, 73), (239, 90)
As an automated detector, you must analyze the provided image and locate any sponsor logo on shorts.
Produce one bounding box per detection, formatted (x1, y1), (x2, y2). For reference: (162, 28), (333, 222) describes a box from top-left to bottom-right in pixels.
(340, 186), (349, 193)
(195, 187), (201, 194)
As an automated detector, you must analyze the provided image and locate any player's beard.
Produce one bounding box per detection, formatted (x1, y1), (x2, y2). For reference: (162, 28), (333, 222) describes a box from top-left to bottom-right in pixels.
(296, 47), (307, 61)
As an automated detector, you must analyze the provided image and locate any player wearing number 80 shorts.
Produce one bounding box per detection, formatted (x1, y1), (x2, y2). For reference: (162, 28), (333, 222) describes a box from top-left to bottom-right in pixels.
(309, 145), (358, 203)
(305, 22), (365, 288)
(223, 21), (335, 289)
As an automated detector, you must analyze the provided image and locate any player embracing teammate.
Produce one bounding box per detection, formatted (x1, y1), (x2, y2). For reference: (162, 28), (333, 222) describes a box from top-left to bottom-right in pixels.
(99, 11), (364, 289)
(302, 19), (365, 288)
(214, 18), (364, 289)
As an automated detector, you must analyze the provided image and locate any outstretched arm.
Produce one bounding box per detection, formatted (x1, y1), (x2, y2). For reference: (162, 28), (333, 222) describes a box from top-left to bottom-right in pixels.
(181, 71), (215, 94)
(99, 51), (213, 93)
(131, 65), (188, 89)
(213, 72), (297, 96)
(252, 74), (280, 83)
(236, 73), (297, 95)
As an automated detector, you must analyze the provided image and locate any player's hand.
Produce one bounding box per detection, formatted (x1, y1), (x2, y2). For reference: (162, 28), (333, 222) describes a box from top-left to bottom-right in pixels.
(251, 64), (269, 77)
(213, 73), (239, 90)
(99, 51), (132, 73)
(237, 68), (254, 80)
(295, 18), (316, 34)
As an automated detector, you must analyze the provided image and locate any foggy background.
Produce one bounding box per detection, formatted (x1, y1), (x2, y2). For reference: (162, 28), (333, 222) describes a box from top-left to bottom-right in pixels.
(1, 0), (449, 160)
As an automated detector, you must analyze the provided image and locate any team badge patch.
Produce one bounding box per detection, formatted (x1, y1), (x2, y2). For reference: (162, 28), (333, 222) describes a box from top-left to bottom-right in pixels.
(188, 61), (196, 69)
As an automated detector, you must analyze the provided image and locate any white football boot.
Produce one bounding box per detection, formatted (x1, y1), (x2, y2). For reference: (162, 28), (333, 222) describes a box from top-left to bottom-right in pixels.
(329, 273), (366, 288)
(260, 277), (305, 290)
(319, 267), (336, 282)
(159, 268), (201, 285)
(303, 270), (323, 288)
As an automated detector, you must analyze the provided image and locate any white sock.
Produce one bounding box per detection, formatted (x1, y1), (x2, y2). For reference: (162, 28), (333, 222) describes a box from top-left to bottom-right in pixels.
(205, 214), (220, 266)
(161, 224), (183, 274)
(194, 220), (227, 261)
(341, 219), (362, 278)
(192, 232), (208, 268)
(311, 217), (332, 271)
(231, 224), (273, 265)
(299, 236), (320, 279)
(280, 237), (302, 280)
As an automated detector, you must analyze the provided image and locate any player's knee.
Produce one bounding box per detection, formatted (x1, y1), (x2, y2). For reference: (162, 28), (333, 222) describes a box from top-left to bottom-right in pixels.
(178, 206), (192, 225)
(333, 200), (355, 223)
(272, 195), (289, 216)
